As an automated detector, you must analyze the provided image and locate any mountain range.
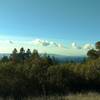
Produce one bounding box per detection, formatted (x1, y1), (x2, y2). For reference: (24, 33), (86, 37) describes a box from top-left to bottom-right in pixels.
(0, 53), (86, 63)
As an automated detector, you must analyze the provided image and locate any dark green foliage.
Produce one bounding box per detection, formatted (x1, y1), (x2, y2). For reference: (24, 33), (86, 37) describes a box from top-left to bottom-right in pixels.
(26, 49), (31, 59)
(10, 48), (18, 64)
(0, 42), (100, 99)
(32, 49), (40, 58)
(1, 56), (9, 63)
(87, 41), (100, 59)
(96, 41), (100, 50)
(87, 49), (98, 59)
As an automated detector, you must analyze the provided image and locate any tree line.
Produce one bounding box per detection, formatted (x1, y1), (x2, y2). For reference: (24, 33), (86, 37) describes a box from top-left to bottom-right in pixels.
(0, 41), (99, 99)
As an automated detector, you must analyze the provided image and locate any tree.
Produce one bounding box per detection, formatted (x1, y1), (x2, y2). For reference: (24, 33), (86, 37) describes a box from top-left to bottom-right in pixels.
(32, 49), (40, 58)
(96, 41), (100, 57)
(87, 49), (98, 59)
(20, 47), (25, 54)
(42, 55), (54, 66)
(96, 41), (100, 51)
(10, 48), (18, 63)
(19, 47), (25, 63)
(26, 49), (32, 59)
(87, 41), (100, 59)
(1, 56), (9, 63)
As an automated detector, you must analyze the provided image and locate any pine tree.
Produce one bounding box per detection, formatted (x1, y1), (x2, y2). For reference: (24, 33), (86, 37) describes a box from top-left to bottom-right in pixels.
(10, 48), (18, 63)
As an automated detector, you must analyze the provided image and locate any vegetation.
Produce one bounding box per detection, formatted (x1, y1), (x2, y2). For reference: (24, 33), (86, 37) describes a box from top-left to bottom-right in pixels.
(21, 93), (100, 100)
(87, 41), (100, 59)
(0, 41), (100, 100)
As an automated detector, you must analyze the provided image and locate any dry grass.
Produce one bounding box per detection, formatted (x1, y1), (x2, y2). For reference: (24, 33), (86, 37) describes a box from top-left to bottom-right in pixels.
(0, 92), (100, 100)
(66, 92), (100, 100)
(25, 92), (100, 100)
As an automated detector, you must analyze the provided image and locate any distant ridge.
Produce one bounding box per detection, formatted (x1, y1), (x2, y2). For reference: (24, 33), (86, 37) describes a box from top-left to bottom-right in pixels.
(0, 53), (86, 63)
(48, 54), (86, 63)
(0, 53), (10, 58)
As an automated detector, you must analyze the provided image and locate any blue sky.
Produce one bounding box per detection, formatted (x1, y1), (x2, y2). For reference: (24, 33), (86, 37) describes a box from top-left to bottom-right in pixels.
(0, 0), (100, 55)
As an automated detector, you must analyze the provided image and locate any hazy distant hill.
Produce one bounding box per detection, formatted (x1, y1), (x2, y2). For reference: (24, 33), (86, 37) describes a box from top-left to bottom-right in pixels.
(0, 53), (86, 63)
(48, 54), (86, 63)
(0, 53), (10, 58)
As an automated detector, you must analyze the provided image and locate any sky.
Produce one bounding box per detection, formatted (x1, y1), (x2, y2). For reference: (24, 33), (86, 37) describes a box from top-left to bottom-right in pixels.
(0, 0), (100, 56)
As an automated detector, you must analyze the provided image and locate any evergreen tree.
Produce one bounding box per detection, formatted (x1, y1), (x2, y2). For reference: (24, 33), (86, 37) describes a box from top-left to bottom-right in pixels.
(32, 49), (40, 58)
(19, 47), (25, 63)
(96, 41), (100, 50)
(1, 56), (9, 63)
(87, 49), (98, 59)
(87, 41), (100, 59)
(10, 48), (18, 63)
(26, 48), (32, 59)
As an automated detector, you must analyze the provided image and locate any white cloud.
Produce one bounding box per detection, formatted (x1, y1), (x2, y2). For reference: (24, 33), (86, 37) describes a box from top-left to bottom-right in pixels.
(32, 39), (64, 48)
(50, 42), (58, 47)
(71, 42), (94, 50)
(57, 44), (64, 48)
(71, 42), (81, 49)
(72, 42), (77, 48)
(83, 44), (94, 50)
(32, 39), (50, 46)
(0, 38), (95, 56)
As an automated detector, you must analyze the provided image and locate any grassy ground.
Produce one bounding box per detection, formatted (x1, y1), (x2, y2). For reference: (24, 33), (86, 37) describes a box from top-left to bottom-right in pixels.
(66, 92), (100, 100)
(27, 93), (100, 100)
(0, 93), (100, 100)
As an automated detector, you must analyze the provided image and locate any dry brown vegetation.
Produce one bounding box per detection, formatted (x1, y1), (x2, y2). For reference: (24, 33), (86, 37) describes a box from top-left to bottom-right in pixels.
(0, 93), (100, 100)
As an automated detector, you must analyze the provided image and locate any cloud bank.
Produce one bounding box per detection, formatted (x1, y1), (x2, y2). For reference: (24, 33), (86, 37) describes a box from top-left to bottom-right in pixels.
(0, 39), (94, 56)
(83, 44), (94, 50)
(71, 42), (94, 50)
(32, 39), (64, 48)
(71, 42), (81, 49)
(0, 39), (94, 50)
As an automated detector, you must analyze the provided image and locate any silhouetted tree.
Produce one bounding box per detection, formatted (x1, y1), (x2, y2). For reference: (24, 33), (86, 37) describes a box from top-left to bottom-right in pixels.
(87, 41), (100, 59)
(26, 49), (32, 59)
(10, 48), (18, 63)
(1, 56), (9, 63)
(87, 49), (98, 59)
(19, 47), (25, 63)
(96, 41), (100, 50)
(32, 49), (40, 58)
